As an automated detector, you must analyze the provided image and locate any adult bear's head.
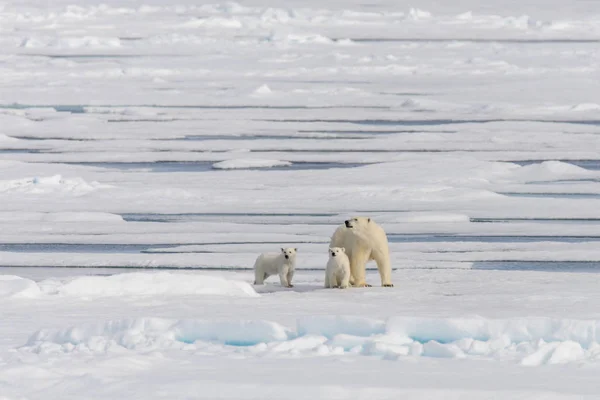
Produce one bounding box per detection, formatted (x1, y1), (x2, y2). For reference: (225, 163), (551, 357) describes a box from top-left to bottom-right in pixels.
(344, 216), (371, 229)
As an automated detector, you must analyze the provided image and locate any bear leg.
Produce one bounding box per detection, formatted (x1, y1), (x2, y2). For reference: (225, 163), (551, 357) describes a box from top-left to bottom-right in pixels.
(279, 265), (292, 288)
(328, 269), (339, 288)
(286, 268), (294, 288)
(349, 251), (370, 287)
(373, 250), (393, 287)
(339, 270), (350, 289)
(254, 264), (265, 285)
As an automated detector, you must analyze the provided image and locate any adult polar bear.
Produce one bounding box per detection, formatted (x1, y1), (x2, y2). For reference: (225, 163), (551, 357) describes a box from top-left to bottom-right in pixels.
(329, 216), (393, 287)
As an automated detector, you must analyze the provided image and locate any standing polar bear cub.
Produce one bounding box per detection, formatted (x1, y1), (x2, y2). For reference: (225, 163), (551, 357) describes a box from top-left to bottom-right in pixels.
(325, 247), (351, 289)
(253, 247), (297, 288)
(329, 217), (393, 287)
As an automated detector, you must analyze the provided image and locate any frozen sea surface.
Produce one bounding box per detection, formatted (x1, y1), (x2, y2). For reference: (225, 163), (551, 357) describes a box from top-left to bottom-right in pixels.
(2, 0), (600, 398)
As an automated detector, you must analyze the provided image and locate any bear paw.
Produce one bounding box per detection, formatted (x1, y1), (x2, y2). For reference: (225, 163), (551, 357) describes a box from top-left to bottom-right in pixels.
(353, 282), (372, 288)
(382, 283), (394, 287)
(338, 285), (349, 289)
(285, 284), (294, 288)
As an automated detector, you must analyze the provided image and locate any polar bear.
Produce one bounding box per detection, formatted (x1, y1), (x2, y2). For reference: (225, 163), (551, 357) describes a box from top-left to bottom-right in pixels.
(253, 247), (297, 288)
(329, 217), (393, 288)
(325, 247), (351, 289)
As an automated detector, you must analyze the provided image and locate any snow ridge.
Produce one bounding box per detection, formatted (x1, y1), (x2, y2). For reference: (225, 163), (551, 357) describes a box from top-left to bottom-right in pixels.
(0, 273), (259, 298)
(22, 315), (600, 366)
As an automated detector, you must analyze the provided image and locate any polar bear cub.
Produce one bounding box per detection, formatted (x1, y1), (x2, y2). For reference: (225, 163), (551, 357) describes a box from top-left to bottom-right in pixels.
(253, 247), (297, 288)
(325, 247), (351, 289)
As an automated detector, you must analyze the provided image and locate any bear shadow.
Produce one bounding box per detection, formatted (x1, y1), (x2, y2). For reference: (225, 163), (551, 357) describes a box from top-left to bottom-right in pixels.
(253, 283), (324, 294)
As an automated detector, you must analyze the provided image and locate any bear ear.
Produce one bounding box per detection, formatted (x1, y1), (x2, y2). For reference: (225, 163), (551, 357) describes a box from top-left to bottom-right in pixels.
(281, 248), (285, 252)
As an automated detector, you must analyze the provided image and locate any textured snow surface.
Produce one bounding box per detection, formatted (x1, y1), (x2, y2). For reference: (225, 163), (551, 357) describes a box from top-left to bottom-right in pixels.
(3, 269), (600, 398)
(0, 275), (41, 298)
(0, 272), (259, 298)
(3, 0), (600, 397)
(17, 314), (600, 365)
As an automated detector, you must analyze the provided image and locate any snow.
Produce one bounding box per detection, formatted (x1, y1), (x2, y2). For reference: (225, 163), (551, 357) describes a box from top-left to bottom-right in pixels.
(0, 174), (109, 195)
(0, 275), (41, 298)
(2, 272), (259, 298)
(16, 313), (600, 366)
(0, 211), (124, 223)
(55, 272), (260, 298)
(2, 0), (600, 397)
(26, 317), (289, 351)
(297, 316), (386, 338)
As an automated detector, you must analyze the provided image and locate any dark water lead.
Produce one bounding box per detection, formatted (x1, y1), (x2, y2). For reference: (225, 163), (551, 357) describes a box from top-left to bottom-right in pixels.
(510, 160), (600, 171)
(0, 103), (389, 113)
(498, 192), (600, 199)
(0, 243), (178, 253)
(63, 161), (367, 172)
(0, 104), (86, 113)
(6, 236), (598, 254)
(473, 260), (600, 272)
(387, 234), (600, 243)
(179, 134), (371, 141)
(297, 129), (456, 134)
(0, 241), (322, 254)
(260, 118), (600, 127)
(342, 38), (600, 44)
(0, 148), (46, 153)
(470, 217), (600, 224)
(121, 212), (337, 223)
(527, 178), (600, 184)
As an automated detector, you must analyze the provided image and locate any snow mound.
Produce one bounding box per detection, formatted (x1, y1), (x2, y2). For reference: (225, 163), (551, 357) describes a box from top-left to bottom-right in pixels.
(25, 317), (290, 353)
(571, 103), (600, 112)
(386, 317), (600, 365)
(269, 33), (334, 45)
(41, 212), (124, 223)
(503, 161), (596, 183)
(174, 319), (290, 346)
(212, 159), (291, 170)
(181, 16), (243, 29)
(21, 316), (600, 365)
(0, 134), (19, 142)
(0, 276), (41, 298)
(20, 36), (121, 49)
(56, 272), (259, 298)
(408, 8), (432, 20)
(252, 84), (273, 95)
(0, 212), (124, 223)
(297, 316), (385, 338)
(387, 317), (600, 347)
(0, 175), (109, 195)
(387, 212), (470, 223)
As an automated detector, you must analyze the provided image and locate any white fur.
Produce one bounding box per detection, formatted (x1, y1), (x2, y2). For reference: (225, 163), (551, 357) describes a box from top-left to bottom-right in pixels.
(253, 247), (297, 287)
(325, 247), (350, 289)
(329, 216), (393, 287)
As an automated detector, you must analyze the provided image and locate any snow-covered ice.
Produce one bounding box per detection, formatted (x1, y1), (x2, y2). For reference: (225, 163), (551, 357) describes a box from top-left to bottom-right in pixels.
(2, 0), (600, 398)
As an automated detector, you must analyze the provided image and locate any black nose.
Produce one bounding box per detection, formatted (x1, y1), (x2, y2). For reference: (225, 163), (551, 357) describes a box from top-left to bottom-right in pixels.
(345, 220), (351, 227)
(331, 252), (335, 257)
(285, 255), (289, 259)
